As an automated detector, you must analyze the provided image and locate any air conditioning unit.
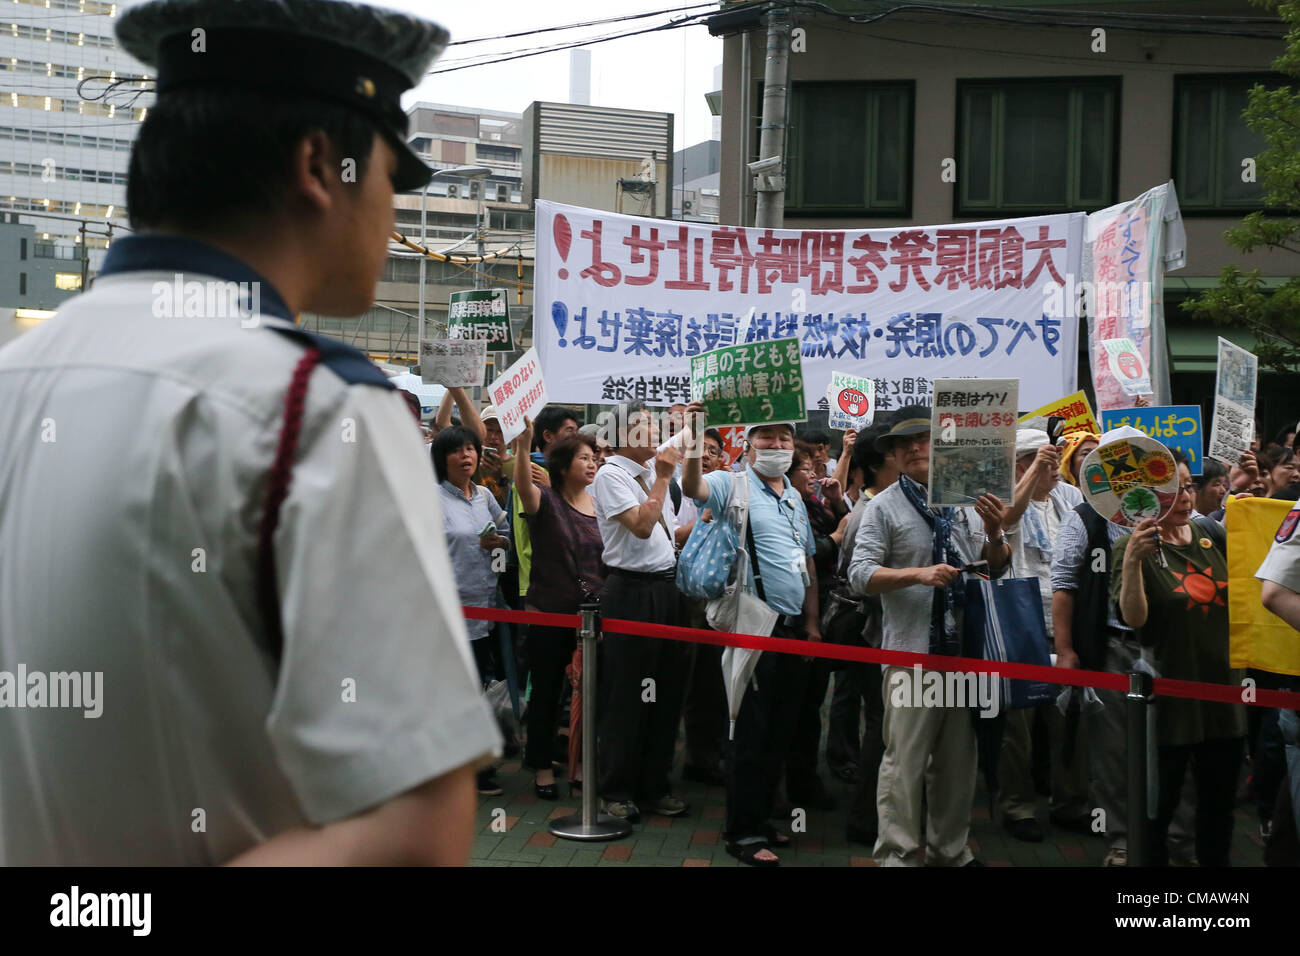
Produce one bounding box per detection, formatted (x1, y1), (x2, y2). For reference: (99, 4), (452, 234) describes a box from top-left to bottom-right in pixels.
(470, 181), (481, 200)
(447, 184), (460, 198)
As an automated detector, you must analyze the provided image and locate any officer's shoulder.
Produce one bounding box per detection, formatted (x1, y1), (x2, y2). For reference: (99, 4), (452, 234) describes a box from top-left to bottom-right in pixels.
(266, 325), (394, 391)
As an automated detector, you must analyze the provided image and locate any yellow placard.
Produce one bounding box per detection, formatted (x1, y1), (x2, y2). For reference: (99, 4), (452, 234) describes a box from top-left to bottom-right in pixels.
(1226, 495), (1300, 676)
(1018, 390), (1100, 437)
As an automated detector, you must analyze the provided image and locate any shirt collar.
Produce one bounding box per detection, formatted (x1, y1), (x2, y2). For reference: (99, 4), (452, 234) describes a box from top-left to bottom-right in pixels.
(440, 479), (476, 501)
(607, 454), (652, 481)
(747, 465), (796, 502)
(98, 234), (294, 323)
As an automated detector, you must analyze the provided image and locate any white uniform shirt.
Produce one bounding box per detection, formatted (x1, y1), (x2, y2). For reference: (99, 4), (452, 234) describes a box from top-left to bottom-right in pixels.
(593, 454), (677, 572)
(1257, 503), (1300, 593)
(0, 235), (500, 865)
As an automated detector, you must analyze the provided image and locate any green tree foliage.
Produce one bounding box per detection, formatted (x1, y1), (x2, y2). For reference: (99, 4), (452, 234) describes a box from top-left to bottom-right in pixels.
(1182, 0), (1300, 374)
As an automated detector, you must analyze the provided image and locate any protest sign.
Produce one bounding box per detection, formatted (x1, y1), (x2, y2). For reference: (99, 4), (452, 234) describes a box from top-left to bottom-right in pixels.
(449, 288), (514, 351)
(1207, 337), (1258, 464)
(826, 371), (875, 431)
(928, 378), (1018, 508)
(535, 200), (1084, 411)
(488, 348), (548, 445)
(419, 338), (486, 388)
(1018, 390), (1099, 438)
(1100, 405), (1203, 476)
(1085, 181), (1185, 411)
(1079, 434), (1179, 527)
(717, 426), (746, 467)
(689, 338), (806, 428)
(1101, 337), (1151, 396)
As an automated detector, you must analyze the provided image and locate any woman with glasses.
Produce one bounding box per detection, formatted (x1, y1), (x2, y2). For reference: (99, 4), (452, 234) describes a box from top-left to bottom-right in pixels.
(1112, 449), (1246, 866)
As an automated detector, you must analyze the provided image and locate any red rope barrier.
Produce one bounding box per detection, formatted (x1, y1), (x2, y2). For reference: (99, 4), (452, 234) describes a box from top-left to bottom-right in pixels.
(460, 604), (1300, 710)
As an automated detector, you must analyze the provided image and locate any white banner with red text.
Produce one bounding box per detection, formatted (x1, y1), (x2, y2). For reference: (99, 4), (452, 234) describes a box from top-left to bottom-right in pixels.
(534, 200), (1085, 413)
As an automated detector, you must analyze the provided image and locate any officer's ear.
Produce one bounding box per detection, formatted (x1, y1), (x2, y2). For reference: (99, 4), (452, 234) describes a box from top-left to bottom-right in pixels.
(288, 129), (339, 214)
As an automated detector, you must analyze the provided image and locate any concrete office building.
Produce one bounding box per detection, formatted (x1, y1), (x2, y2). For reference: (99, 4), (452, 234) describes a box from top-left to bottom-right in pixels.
(1, 0), (148, 279)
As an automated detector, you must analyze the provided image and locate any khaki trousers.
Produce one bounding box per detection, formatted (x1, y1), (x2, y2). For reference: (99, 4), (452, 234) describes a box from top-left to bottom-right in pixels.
(874, 665), (978, 867)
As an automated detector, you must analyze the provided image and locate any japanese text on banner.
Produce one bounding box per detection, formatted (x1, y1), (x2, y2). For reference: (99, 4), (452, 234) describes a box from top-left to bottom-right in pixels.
(536, 201), (1083, 410)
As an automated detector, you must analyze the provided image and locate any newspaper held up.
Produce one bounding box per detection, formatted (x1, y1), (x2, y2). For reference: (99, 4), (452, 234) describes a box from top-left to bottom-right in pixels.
(928, 378), (1018, 508)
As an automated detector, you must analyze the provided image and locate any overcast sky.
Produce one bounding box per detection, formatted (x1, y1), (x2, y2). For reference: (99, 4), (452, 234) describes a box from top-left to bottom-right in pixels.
(383, 0), (724, 151)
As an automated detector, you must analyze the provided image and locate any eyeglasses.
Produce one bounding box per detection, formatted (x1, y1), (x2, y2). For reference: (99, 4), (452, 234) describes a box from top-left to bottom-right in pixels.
(1178, 483), (1195, 497)
(703, 446), (722, 458)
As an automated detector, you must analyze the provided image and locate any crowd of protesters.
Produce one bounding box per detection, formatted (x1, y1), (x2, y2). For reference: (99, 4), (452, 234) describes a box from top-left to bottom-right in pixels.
(418, 385), (1300, 867)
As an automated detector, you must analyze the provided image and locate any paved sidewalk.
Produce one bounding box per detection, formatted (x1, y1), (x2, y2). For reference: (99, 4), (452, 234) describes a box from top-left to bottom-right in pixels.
(471, 744), (1267, 868)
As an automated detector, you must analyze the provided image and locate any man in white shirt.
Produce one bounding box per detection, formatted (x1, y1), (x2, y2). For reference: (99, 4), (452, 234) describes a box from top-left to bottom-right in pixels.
(0, 0), (500, 865)
(995, 429), (1086, 843)
(592, 402), (687, 823)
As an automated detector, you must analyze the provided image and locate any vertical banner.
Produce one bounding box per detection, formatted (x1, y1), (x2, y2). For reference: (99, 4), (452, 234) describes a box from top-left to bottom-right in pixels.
(535, 200), (1083, 411)
(1207, 337), (1259, 464)
(1084, 181), (1186, 412)
(928, 378), (1018, 507)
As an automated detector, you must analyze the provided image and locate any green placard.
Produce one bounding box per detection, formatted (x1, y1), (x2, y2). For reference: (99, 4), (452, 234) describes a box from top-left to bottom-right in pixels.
(689, 337), (806, 427)
(448, 289), (513, 352)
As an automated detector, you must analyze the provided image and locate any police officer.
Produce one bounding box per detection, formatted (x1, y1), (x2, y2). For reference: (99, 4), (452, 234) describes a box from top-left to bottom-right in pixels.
(0, 0), (500, 864)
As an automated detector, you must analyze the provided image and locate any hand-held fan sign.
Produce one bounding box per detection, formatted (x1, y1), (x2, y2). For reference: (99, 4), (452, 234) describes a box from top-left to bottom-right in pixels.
(1080, 434), (1179, 528)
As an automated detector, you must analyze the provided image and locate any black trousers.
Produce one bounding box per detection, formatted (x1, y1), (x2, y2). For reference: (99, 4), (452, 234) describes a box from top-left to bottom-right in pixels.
(523, 623), (576, 772)
(847, 662), (885, 832)
(596, 572), (687, 804)
(827, 662), (870, 774)
(785, 658), (832, 793)
(724, 624), (810, 844)
(682, 636), (729, 773)
(1148, 736), (1244, 867)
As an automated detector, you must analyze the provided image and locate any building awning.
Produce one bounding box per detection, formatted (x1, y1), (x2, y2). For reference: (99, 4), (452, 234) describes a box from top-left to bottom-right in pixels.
(1164, 276), (1291, 372)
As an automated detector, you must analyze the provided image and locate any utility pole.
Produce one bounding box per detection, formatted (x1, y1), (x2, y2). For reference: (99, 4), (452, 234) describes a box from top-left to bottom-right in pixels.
(78, 220), (88, 293)
(751, 6), (792, 229)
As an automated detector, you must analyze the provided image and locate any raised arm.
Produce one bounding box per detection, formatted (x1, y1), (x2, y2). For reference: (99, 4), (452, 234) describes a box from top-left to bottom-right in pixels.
(681, 401), (708, 501)
(612, 446), (682, 539)
(830, 429), (856, 496)
(512, 416), (541, 516)
(451, 387), (485, 442)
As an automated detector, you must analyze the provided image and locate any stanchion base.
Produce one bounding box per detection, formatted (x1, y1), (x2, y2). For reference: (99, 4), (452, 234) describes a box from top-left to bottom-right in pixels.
(548, 813), (633, 842)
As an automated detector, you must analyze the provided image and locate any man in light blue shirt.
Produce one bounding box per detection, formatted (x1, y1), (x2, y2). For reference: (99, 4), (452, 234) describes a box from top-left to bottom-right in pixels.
(683, 408), (819, 867)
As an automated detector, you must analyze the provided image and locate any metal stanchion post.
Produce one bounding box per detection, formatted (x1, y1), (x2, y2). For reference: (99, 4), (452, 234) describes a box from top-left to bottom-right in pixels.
(550, 602), (632, 842)
(1126, 670), (1154, 867)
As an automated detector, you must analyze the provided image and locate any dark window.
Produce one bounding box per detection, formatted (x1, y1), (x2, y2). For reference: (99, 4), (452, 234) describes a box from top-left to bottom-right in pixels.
(1174, 74), (1274, 214)
(957, 78), (1119, 216)
(19, 273), (26, 295)
(19, 237), (26, 260)
(787, 81), (913, 216)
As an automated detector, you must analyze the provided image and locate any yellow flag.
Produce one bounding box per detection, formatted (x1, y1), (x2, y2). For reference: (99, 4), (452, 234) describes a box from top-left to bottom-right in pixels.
(1226, 495), (1300, 676)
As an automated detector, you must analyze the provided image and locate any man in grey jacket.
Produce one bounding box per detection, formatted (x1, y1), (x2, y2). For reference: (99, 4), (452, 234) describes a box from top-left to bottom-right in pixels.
(848, 406), (1009, 866)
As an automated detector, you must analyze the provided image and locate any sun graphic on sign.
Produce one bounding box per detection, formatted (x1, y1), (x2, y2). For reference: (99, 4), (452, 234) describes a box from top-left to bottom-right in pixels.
(1170, 562), (1227, 615)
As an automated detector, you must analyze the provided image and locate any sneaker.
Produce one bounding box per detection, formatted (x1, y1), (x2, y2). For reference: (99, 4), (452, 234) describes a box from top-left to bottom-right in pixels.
(1102, 848), (1127, 867)
(650, 795), (690, 817)
(1003, 817), (1045, 843)
(603, 800), (641, 824)
(476, 772), (503, 797)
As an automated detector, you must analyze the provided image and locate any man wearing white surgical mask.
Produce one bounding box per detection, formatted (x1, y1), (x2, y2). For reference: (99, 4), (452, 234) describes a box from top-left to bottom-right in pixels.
(682, 407), (820, 867)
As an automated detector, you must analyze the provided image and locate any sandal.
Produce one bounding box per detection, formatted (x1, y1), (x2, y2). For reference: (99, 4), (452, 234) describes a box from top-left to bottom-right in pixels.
(726, 841), (780, 868)
(765, 827), (791, 847)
